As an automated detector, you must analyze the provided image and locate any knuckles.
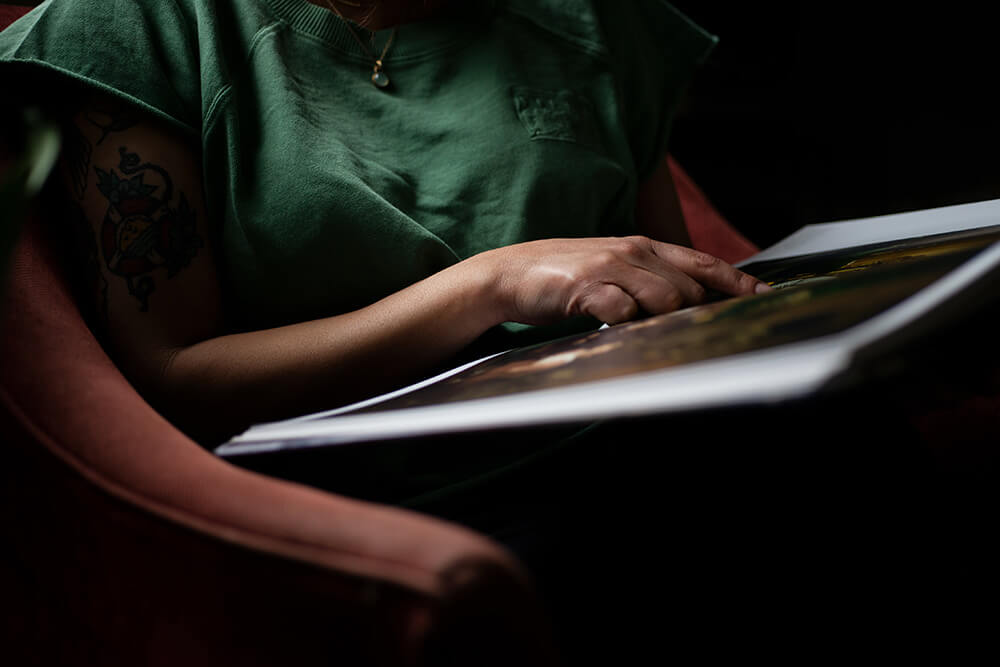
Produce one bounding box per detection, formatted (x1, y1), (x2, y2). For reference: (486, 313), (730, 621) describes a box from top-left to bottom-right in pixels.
(690, 250), (721, 271)
(608, 300), (639, 324)
(688, 282), (707, 305)
(513, 236), (734, 324)
(616, 236), (648, 260)
(660, 287), (685, 313)
(590, 237), (651, 267)
(575, 283), (638, 324)
(591, 250), (622, 271)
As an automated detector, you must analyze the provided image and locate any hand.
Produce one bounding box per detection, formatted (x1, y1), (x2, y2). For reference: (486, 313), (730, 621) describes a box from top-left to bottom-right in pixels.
(481, 236), (769, 326)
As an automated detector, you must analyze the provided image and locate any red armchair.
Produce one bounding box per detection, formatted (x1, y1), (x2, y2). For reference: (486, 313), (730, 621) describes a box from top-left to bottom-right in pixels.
(0, 7), (558, 667)
(1, 178), (558, 667)
(0, 3), (760, 665)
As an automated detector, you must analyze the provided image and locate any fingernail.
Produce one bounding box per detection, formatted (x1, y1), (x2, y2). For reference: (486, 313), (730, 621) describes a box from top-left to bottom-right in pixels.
(755, 282), (773, 294)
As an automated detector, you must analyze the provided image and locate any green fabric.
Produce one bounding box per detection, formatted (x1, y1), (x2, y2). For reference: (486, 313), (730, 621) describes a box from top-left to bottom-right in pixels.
(0, 0), (715, 498)
(1, 0), (715, 345)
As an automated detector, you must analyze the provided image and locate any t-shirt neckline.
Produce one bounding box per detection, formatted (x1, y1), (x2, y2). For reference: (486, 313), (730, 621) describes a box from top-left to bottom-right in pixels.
(264, 0), (493, 62)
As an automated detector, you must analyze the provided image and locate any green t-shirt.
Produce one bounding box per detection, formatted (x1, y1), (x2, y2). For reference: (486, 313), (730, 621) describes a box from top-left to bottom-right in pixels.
(1, 0), (715, 343)
(1, 0), (715, 504)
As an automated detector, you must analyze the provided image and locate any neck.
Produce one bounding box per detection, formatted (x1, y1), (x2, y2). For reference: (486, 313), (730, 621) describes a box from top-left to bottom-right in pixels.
(310, 1), (449, 32)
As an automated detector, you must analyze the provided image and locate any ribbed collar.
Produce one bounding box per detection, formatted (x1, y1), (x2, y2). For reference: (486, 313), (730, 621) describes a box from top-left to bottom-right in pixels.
(264, 0), (493, 62)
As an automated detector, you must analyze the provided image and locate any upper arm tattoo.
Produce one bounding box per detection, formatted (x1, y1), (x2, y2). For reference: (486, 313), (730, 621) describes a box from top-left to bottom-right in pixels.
(93, 146), (203, 311)
(61, 98), (203, 314)
(62, 122), (92, 201)
(63, 104), (138, 200)
(86, 107), (139, 146)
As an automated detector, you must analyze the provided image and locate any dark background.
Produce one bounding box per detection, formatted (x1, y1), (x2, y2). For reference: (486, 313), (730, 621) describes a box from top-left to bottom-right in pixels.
(668, 2), (1000, 248)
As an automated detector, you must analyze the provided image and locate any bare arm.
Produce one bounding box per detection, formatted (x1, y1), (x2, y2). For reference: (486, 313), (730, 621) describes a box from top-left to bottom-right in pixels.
(59, 97), (503, 441)
(60, 98), (767, 443)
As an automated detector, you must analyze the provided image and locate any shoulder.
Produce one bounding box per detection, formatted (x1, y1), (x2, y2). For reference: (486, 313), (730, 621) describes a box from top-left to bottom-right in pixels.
(0, 0), (273, 134)
(494, 1), (715, 67)
(495, 0), (607, 55)
(0, 0), (196, 69)
(0, 0), (267, 56)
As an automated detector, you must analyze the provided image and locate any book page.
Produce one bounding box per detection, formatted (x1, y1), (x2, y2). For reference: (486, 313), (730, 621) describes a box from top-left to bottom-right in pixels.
(218, 200), (1000, 455)
(740, 198), (1000, 265)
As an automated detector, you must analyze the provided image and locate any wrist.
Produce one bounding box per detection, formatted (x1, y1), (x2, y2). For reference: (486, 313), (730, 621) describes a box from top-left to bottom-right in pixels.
(452, 248), (512, 330)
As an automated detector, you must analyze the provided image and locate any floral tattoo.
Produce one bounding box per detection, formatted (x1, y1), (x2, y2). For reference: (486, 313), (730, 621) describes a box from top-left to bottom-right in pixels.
(94, 147), (202, 311)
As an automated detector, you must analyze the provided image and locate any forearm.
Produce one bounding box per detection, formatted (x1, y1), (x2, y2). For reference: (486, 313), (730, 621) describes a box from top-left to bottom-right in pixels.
(156, 253), (502, 442)
(60, 95), (766, 447)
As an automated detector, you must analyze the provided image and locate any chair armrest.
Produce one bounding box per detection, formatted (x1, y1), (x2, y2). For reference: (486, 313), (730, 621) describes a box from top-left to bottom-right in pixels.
(1, 208), (555, 664)
(669, 155), (759, 264)
(0, 5), (33, 29)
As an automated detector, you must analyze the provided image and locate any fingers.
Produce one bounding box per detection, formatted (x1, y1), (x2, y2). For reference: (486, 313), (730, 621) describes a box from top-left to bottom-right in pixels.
(597, 236), (760, 314)
(576, 242), (706, 315)
(643, 238), (769, 297)
(574, 283), (640, 325)
(494, 236), (769, 327)
(626, 264), (704, 313)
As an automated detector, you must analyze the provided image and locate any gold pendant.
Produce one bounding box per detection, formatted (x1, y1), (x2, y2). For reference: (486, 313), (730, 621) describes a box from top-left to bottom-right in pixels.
(371, 60), (390, 89)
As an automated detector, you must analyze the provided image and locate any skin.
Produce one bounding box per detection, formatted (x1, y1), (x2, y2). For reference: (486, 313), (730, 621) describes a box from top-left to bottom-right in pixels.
(310, 0), (451, 31)
(58, 4), (769, 443)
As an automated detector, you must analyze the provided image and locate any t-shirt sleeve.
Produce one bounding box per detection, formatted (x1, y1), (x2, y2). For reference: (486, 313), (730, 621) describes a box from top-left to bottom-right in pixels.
(0, 0), (201, 134)
(598, 0), (717, 181)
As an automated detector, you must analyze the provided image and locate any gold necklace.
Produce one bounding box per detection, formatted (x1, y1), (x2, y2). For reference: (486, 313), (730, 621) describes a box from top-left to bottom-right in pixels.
(322, 0), (398, 89)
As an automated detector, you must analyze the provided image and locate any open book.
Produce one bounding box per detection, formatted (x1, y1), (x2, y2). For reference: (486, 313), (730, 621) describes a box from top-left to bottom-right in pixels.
(216, 199), (1000, 458)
